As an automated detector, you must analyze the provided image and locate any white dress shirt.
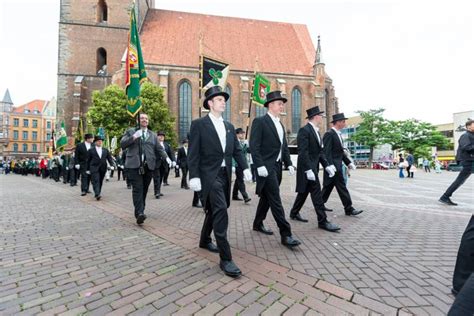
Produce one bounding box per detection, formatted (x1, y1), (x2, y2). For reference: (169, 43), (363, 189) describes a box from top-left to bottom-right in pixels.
(141, 128), (148, 161)
(267, 112), (284, 161)
(85, 142), (91, 151)
(332, 127), (344, 147)
(96, 146), (102, 159)
(309, 122), (322, 146)
(208, 113), (226, 167)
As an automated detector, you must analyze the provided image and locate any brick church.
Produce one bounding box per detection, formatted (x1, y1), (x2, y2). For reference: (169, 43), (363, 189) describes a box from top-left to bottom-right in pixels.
(57, 0), (339, 143)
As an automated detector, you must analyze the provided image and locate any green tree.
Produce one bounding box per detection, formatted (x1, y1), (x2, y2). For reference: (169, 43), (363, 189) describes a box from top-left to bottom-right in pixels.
(86, 82), (177, 149)
(349, 108), (390, 168)
(385, 119), (449, 160)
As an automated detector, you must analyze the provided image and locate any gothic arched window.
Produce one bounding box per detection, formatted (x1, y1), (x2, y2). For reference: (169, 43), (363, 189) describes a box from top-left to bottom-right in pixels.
(291, 87), (302, 134)
(97, 0), (108, 23)
(179, 81), (192, 141)
(223, 85), (232, 122)
(96, 48), (107, 75)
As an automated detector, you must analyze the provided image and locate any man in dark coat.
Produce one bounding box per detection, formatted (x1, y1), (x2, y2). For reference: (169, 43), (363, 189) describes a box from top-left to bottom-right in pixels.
(121, 113), (170, 225)
(176, 139), (189, 189)
(188, 86), (251, 278)
(451, 215), (474, 296)
(439, 119), (474, 205)
(153, 131), (175, 198)
(289, 106), (340, 232)
(232, 128), (251, 203)
(250, 90), (301, 249)
(87, 136), (115, 200)
(321, 113), (363, 216)
(75, 133), (94, 196)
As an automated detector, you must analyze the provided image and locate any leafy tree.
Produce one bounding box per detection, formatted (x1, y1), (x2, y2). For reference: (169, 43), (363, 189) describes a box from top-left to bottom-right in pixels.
(385, 119), (449, 160)
(86, 82), (177, 149)
(349, 108), (390, 167)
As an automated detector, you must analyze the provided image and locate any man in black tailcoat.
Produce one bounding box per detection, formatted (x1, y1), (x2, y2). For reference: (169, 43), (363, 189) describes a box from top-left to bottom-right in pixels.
(289, 106), (340, 232)
(75, 133), (94, 196)
(321, 113), (363, 216)
(188, 86), (252, 278)
(249, 90), (301, 249)
(87, 135), (115, 200)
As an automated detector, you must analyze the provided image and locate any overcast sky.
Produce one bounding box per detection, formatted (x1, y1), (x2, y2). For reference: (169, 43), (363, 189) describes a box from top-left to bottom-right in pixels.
(1, 0), (473, 124)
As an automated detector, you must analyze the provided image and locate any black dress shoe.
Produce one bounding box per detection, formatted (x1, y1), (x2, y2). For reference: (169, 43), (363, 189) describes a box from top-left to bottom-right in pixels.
(155, 194), (160, 199)
(136, 214), (146, 225)
(318, 221), (341, 232)
(184, 186), (190, 190)
(160, 193), (164, 196)
(95, 195), (101, 201)
(323, 207), (333, 212)
(232, 197), (243, 201)
(244, 197), (252, 204)
(439, 197), (458, 206)
(253, 224), (274, 235)
(290, 213), (308, 222)
(199, 242), (219, 253)
(193, 203), (203, 208)
(345, 209), (363, 216)
(219, 260), (242, 278)
(81, 192), (87, 196)
(281, 236), (301, 248)
(163, 183), (169, 186)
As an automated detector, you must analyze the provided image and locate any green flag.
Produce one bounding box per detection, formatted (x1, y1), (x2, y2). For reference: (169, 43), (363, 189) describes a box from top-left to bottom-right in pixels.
(125, 6), (147, 117)
(56, 121), (68, 150)
(252, 73), (270, 106)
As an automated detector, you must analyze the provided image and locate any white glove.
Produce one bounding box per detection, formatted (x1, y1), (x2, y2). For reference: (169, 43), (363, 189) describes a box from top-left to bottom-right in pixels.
(171, 161), (176, 168)
(86, 170), (91, 175)
(232, 166), (236, 173)
(288, 166), (295, 176)
(305, 169), (316, 181)
(75, 164), (80, 170)
(166, 157), (172, 167)
(189, 178), (201, 191)
(257, 166), (268, 177)
(348, 163), (356, 170)
(133, 129), (143, 139)
(243, 168), (252, 182)
(325, 165), (336, 178)
(110, 166), (115, 170)
(66, 167), (69, 171)
(175, 165), (179, 169)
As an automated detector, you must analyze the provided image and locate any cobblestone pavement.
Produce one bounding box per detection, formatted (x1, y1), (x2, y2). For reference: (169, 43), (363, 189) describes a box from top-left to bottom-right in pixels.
(1, 169), (472, 315)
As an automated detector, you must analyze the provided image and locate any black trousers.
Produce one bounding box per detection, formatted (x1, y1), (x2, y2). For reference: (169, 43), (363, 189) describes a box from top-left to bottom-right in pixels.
(52, 167), (60, 182)
(452, 216), (474, 293)
(181, 166), (188, 188)
(322, 169), (353, 212)
(443, 161), (473, 198)
(449, 273), (474, 316)
(193, 191), (203, 206)
(80, 167), (91, 193)
(200, 168), (232, 261)
(232, 166), (249, 199)
(69, 168), (78, 186)
(128, 166), (154, 218)
(62, 166), (69, 183)
(153, 166), (162, 196)
(91, 169), (106, 197)
(163, 164), (170, 184)
(290, 176), (327, 223)
(253, 161), (292, 238)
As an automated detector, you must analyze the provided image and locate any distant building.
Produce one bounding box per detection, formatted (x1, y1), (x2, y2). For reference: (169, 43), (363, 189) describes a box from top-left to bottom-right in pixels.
(0, 89), (14, 158)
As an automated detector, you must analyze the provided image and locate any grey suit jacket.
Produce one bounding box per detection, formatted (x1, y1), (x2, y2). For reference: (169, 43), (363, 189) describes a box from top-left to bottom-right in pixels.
(120, 128), (167, 170)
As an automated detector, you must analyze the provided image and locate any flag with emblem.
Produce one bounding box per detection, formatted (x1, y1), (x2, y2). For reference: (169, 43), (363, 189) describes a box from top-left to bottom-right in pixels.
(125, 5), (147, 117)
(252, 73), (270, 106)
(55, 122), (68, 151)
(200, 56), (230, 96)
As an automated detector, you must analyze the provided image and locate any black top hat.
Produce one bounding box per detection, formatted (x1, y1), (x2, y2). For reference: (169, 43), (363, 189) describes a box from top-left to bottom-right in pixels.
(264, 90), (287, 107)
(331, 113), (348, 123)
(85, 133), (94, 140)
(94, 135), (104, 142)
(203, 86), (229, 109)
(157, 131), (166, 136)
(235, 128), (245, 134)
(306, 106), (325, 119)
(181, 138), (188, 144)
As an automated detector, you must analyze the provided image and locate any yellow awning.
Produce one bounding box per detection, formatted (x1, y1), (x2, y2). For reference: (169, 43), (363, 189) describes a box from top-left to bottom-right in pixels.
(437, 156), (455, 161)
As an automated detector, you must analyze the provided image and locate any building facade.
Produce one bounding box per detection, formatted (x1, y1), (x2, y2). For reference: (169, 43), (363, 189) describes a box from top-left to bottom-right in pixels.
(58, 1), (339, 143)
(0, 89), (14, 158)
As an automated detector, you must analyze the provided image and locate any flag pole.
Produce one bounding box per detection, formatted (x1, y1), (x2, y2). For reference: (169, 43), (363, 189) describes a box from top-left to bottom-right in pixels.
(245, 56), (259, 140)
(198, 33), (204, 118)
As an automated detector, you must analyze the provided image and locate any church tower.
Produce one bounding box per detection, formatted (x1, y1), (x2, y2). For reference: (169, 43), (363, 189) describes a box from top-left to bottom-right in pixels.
(57, 0), (153, 135)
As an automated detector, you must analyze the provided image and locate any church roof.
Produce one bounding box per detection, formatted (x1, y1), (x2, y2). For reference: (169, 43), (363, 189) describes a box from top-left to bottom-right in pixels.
(2, 89), (13, 104)
(13, 100), (48, 114)
(141, 9), (316, 76)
